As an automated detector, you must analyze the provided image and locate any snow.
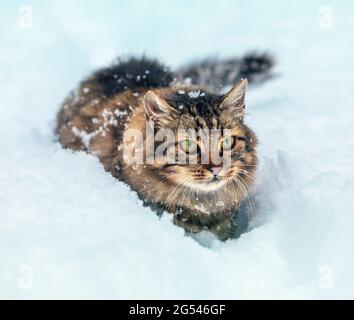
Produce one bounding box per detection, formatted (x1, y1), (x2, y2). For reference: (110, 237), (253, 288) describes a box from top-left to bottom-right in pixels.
(188, 90), (205, 99)
(1, 1), (354, 299)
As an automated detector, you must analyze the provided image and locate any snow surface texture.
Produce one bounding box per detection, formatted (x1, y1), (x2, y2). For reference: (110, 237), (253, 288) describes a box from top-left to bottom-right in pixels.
(1, 1), (354, 299)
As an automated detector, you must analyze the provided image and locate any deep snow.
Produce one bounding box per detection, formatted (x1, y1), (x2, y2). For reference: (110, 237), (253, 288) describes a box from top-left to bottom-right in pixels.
(1, 1), (354, 299)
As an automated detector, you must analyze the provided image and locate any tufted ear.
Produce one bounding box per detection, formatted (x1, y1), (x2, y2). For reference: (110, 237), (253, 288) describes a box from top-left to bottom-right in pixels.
(142, 90), (175, 121)
(219, 79), (248, 118)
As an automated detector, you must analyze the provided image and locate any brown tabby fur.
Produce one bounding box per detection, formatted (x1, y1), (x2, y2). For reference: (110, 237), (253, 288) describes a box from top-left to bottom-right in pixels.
(56, 60), (258, 240)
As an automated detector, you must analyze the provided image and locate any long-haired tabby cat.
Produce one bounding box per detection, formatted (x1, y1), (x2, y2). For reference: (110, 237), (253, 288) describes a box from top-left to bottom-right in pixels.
(56, 54), (273, 240)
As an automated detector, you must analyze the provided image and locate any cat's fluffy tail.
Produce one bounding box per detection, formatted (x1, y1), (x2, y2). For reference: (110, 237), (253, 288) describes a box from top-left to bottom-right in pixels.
(176, 52), (274, 92)
(84, 54), (274, 97)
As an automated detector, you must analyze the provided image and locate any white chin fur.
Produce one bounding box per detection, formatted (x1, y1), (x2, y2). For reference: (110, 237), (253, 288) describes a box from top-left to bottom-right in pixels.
(182, 180), (226, 192)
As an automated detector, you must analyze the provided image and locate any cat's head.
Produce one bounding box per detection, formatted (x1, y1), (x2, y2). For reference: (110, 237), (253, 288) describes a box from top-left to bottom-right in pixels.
(126, 80), (257, 196)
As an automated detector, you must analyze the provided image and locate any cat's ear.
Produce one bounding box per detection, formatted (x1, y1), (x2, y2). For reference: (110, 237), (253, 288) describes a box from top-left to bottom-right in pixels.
(219, 79), (247, 118)
(142, 90), (175, 121)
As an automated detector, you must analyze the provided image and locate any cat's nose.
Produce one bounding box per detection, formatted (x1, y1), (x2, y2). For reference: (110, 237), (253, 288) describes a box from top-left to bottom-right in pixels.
(211, 166), (222, 176)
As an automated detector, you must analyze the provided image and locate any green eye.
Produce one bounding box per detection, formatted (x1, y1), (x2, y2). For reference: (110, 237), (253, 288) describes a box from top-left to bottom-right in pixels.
(221, 136), (235, 150)
(180, 140), (198, 154)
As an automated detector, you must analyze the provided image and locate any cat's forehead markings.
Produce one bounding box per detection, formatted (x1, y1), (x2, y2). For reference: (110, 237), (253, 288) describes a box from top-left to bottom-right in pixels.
(195, 116), (207, 128)
(190, 105), (198, 114)
(211, 117), (218, 128)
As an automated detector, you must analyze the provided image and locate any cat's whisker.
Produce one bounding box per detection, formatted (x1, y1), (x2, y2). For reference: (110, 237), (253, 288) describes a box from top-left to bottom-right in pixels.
(165, 175), (195, 211)
(234, 173), (256, 216)
(178, 177), (196, 208)
(165, 179), (187, 211)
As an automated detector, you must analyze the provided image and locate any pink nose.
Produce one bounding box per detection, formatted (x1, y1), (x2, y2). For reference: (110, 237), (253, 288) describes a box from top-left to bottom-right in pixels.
(211, 166), (222, 176)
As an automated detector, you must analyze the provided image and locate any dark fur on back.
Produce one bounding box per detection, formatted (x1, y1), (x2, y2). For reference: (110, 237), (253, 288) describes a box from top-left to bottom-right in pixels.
(84, 57), (175, 97)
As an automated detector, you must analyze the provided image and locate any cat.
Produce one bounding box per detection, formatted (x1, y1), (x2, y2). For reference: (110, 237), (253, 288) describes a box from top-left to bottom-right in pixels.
(56, 54), (273, 240)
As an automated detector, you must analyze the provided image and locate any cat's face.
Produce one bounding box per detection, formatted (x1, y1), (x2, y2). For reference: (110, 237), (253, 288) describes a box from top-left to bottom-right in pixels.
(140, 80), (257, 194)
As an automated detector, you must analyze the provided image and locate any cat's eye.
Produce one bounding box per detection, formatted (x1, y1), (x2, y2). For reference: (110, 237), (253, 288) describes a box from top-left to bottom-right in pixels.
(221, 136), (235, 150)
(180, 140), (198, 154)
